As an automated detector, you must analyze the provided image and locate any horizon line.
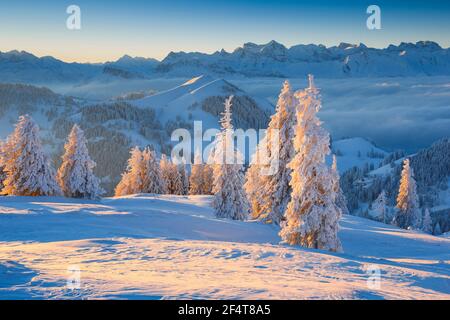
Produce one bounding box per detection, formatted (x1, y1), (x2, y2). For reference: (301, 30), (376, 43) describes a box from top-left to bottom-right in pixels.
(0, 39), (447, 64)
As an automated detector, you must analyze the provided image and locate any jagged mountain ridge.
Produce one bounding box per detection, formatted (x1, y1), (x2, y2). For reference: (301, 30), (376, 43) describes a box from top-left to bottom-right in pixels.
(1, 40), (449, 84)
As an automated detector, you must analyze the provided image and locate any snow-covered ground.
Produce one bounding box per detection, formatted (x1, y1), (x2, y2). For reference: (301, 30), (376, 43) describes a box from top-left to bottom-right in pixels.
(330, 137), (388, 172)
(0, 195), (449, 299)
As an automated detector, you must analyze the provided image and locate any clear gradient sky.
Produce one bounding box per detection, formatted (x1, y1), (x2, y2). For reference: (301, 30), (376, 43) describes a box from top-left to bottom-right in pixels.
(1, 0), (449, 63)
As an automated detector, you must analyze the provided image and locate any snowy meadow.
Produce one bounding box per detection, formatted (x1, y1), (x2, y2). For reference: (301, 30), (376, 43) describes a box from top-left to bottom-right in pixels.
(0, 194), (449, 299)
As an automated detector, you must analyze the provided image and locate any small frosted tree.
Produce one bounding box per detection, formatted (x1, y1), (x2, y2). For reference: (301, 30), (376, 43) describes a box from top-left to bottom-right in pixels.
(1, 115), (61, 196)
(142, 147), (165, 194)
(211, 96), (249, 220)
(332, 155), (349, 216)
(433, 222), (442, 235)
(114, 147), (144, 196)
(0, 140), (6, 191)
(422, 208), (433, 234)
(371, 190), (388, 223)
(57, 125), (104, 199)
(279, 75), (342, 252)
(245, 80), (296, 224)
(189, 151), (204, 195)
(395, 159), (421, 230)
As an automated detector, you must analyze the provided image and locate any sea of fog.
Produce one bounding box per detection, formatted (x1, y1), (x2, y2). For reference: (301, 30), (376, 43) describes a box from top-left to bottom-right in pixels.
(47, 76), (450, 153)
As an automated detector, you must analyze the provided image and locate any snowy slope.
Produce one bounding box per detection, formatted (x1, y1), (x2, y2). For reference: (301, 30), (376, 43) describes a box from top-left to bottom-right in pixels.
(331, 137), (389, 172)
(0, 195), (449, 299)
(0, 79), (272, 194)
(131, 75), (273, 128)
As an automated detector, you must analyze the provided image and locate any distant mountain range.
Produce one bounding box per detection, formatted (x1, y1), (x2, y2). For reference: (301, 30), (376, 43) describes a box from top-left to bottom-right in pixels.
(1, 40), (449, 84)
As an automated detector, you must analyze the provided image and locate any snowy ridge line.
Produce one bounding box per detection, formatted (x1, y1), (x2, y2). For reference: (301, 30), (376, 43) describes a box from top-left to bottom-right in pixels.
(1, 40), (450, 83)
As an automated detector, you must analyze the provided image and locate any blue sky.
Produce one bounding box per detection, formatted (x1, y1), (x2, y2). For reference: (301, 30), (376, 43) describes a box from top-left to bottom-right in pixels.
(1, 0), (449, 62)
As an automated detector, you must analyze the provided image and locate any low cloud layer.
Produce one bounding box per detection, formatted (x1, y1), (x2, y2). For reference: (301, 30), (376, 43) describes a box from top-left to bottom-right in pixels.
(235, 77), (450, 153)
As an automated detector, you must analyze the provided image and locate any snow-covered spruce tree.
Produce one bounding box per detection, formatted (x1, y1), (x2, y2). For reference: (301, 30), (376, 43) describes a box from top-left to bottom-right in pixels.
(160, 155), (183, 195)
(0, 140), (6, 192)
(114, 146), (144, 196)
(159, 154), (172, 194)
(142, 147), (165, 194)
(244, 160), (264, 219)
(279, 75), (342, 252)
(57, 124), (104, 199)
(395, 159), (421, 230)
(170, 162), (183, 195)
(177, 160), (189, 195)
(332, 155), (349, 216)
(1, 115), (61, 196)
(245, 80), (296, 224)
(371, 190), (389, 223)
(211, 96), (250, 220)
(433, 222), (442, 235)
(422, 208), (433, 234)
(189, 151), (204, 195)
(202, 164), (214, 195)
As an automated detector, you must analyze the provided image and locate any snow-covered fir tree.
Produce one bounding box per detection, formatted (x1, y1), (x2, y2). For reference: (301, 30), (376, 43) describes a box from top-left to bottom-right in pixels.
(371, 190), (388, 223)
(433, 222), (442, 235)
(160, 155), (183, 195)
(332, 155), (349, 216)
(189, 151), (204, 195)
(170, 162), (183, 195)
(202, 164), (214, 195)
(244, 162), (264, 219)
(1, 115), (61, 196)
(422, 208), (433, 234)
(0, 140), (6, 191)
(114, 147), (144, 196)
(395, 159), (421, 230)
(142, 147), (165, 194)
(279, 75), (342, 252)
(245, 80), (296, 224)
(177, 159), (189, 195)
(159, 154), (172, 194)
(57, 124), (104, 199)
(211, 96), (249, 220)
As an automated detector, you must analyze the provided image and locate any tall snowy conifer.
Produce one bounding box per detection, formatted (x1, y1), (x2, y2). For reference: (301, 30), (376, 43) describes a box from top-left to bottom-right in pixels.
(244, 162), (264, 219)
(160, 155), (183, 195)
(189, 151), (204, 195)
(211, 96), (249, 220)
(57, 125), (104, 199)
(159, 154), (172, 194)
(202, 164), (214, 195)
(177, 159), (189, 195)
(114, 146), (144, 196)
(142, 147), (165, 194)
(395, 159), (421, 229)
(279, 75), (342, 252)
(332, 155), (349, 216)
(1, 115), (61, 196)
(245, 81), (296, 224)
